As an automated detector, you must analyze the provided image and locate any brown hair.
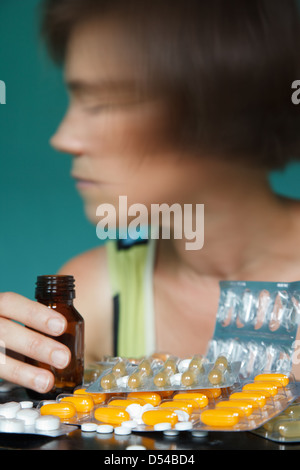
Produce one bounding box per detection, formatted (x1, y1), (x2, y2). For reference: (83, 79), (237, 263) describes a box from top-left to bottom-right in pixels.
(40, 0), (300, 169)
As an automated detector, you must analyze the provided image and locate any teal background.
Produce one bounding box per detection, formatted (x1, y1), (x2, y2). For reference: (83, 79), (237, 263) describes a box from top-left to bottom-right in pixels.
(1, 0), (300, 300)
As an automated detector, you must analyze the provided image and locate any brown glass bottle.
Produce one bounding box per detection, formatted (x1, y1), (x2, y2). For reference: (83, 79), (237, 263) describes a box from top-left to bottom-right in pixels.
(26, 275), (84, 399)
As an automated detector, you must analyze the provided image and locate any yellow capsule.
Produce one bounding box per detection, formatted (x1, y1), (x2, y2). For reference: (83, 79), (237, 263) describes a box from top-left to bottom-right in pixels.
(200, 408), (240, 427)
(108, 398), (146, 408)
(94, 406), (130, 425)
(197, 388), (222, 399)
(216, 400), (253, 417)
(142, 409), (179, 426)
(229, 391), (267, 408)
(60, 395), (94, 413)
(254, 373), (289, 387)
(159, 400), (194, 415)
(173, 392), (209, 408)
(279, 420), (300, 438)
(74, 388), (107, 405)
(127, 392), (161, 407)
(242, 381), (278, 397)
(40, 402), (77, 419)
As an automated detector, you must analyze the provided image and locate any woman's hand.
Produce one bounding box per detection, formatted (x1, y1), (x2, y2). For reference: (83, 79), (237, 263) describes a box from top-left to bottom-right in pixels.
(0, 292), (71, 393)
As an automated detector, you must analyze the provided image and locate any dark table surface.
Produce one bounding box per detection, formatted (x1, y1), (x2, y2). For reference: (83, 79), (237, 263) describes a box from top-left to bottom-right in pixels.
(0, 387), (299, 451)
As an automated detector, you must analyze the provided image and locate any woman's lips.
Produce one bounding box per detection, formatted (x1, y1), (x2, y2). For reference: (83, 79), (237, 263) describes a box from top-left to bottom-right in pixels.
(72, 175), (99, 189)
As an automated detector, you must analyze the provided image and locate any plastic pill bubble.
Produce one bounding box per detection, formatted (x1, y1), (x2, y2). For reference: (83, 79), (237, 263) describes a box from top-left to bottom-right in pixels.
(254, 373), (289, 387)
(101, 373), (117, 390)
(173, 392), (208, 408)
(35, 415), (61, 431)
(137, 359), (153, 376)
(214, 355), (229, 372)
(96, 424), (114, 434)
(263, 416), (286, 432)
(0, 418), (25, 433)
(153, 370), (172, 388)
(16, 409), (40, 425)
(216, 400), (254, 417)
(189, 354), (204, 372)
(109, 398), (146, 408)
(279, 420), (300, 438)
(128, 392), (161, 407)
(0, 402), (21, 419)
(112, 360), (127, 378)
(94, 406), (130, 426)
(229, 391), (267, 408)
(242, 381), (278, 396)
(208, 368), (223, 385)
(159, 400), (194, 416)
(40, 402), (77, 419)
(283, 404), (300, 419)
(60, 395), (94, 413)
(142, 409), (178, 426)
(74, 388), (107, 405)
(200, 409), (240, 427)
(114, 425), (132, 435)
(81, 422), (98, 432)
(197, 388), (222, 399)
(181, 369), (200, 387)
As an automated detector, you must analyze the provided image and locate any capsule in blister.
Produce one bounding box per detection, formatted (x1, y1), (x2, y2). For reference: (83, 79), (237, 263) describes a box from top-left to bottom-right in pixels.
(254, 373), (289, 387)
(142, 409), (179, 427)
(127, 392), (161, 407)
(216, 400), (255, 417)
(208, 368), (223, 385)
(159, 399), (197, 416)
(39, 402), (77, 420)
(200, 408), (241, 427)
(173, 392), (208, 409)
(74, 388), (107, 405)
(153, 357), (178, 388)
(283, 403), (300, 419)
(58, 394), (94, 413)
(229, 391), (268, 408)
(94, 406), (130, 425)
(278, 419), (300, 438)
(108, 398), (146, 408)
(242, 381), (279, 397)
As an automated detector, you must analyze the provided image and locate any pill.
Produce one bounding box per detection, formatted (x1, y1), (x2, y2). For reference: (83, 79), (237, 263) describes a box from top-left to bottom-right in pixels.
(181, 368), (202, 387)
(121, 420), (137, 429)
(126, 445), (147, 450)
(0, 402), (21, 419)
(214, 355), (229, 372)
(40, 402), (77, 419)
(189, 354), (204, 371)
(142, 409), (178, 426)
(163, 429), (179, 436)
(0, 418), (25, 433)
(16, 409), (40, 425)
(101, 373), (117, 390)
(153, 370), (173, 388)
(94, 406), (130, 425)
(229, 391), (267, 408)
(81, 422), (98, 432)
(114, 425), (132, 435)
(254, 373), (289, 387)
(20, 401), (34, 409)
(200, 409), (240, 427)
(112, 360), (127, 378)
(128, 370), (146, 389)
(191, 430), (208, 438)
(109, 398), (146, 408)
(159, 400), (194, 416)
(35, 415), (61, 431)
(216, 400), (254, 417)
(173, 392), (209, 408)
(197, 388), (222, 399)
(137, 359), (153, 377)
(242, 381), (278, 396)
(174, 409), (190, 422)
(283, 404), (300, 419)
(175, 421), (193, 431)
(279, 420), (300, 438)
(128, 392), (161, 407)
(263, 416), (286, 432)
(125, 403), (143, 420)
(60, 395), (94, 413)
(96, 424), (114, 434)
(208, 368), (223, 385)
(74, 388), (107, 405)
(163, 357), (177, 373)
(154, 422), (172, 431)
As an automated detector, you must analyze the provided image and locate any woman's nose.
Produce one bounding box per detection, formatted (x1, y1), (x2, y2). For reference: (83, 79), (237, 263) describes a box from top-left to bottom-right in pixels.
(50, 110), (84, 156)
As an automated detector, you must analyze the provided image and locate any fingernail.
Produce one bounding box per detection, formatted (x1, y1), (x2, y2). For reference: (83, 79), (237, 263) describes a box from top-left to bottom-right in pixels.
(34, 374), (50, 393)
(47, 317), (65, 335)
(51, 349), (70, 369)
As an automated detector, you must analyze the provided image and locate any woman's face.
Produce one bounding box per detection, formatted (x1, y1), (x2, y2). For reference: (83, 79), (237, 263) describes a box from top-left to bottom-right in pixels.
(50, 17), (204, 225)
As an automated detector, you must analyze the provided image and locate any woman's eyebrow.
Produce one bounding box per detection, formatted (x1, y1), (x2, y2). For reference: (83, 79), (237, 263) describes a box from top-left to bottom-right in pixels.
(65, 79), (139, 95)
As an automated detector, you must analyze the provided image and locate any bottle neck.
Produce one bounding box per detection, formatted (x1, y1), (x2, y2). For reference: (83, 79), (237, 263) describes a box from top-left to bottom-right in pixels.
(35, 275), (76, 304)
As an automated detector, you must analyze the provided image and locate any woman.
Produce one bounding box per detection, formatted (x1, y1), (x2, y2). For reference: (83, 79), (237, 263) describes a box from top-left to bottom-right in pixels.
(0, 0), (300, 394)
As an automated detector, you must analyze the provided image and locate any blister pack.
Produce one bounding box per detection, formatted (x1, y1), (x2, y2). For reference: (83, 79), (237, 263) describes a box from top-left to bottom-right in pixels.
(206, 281), (300, 377)
(34, 373), (299, 435)
(85, 354), (241, 394)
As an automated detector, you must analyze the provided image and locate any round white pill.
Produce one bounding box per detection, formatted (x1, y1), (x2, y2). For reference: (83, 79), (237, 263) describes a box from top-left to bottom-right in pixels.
(20, 401), (34, 409)
(153, 422), (172, 431)
(121, 420), (137, 429)
(16, 409), (40, 426)
(0, 402), (21, 419)
(163, 429), (179, 437)
(175, 421), (193, 431)
(0, 419), (25, 433)
(96, 424), (114, 434)
(114, 426), (131, 435)
(81, 422), (98, 432)
(174, 410), (189, 422)
(35, 415), (60, 431)
(126, 403), (143, 420)
(126, 445), (147, 450)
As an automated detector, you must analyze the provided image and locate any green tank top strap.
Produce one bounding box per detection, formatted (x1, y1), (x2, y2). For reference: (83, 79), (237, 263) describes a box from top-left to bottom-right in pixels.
(106, 238), (156, 358)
